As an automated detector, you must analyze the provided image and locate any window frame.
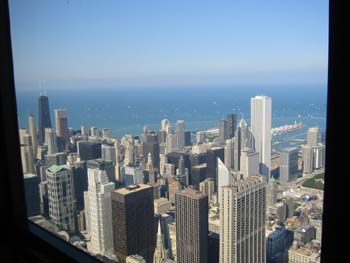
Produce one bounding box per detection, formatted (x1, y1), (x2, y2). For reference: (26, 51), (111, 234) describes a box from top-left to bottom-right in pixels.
(0, 0), (343, 262)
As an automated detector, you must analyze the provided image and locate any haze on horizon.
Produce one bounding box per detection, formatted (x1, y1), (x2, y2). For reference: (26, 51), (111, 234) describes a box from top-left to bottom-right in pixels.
(9, 0), (329, 90)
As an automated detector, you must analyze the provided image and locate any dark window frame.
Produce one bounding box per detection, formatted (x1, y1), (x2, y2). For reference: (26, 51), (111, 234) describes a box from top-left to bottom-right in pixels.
(0, 0), (343, 262)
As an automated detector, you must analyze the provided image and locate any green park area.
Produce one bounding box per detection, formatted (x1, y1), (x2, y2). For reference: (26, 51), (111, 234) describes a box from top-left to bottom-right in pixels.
(302, 173), (325, 190)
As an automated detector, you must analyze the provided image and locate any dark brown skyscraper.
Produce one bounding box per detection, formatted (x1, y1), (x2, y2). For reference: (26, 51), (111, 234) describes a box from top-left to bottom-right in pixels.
(112, 184), (155, 263)
(176, 188), (208, 263)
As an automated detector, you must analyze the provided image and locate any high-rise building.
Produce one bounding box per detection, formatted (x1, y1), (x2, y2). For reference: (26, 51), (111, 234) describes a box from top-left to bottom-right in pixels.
(23, 173), (40, 217)
(38, 95), (52, 145)
(224, 139), (234, 169)
(21, 143), (36, 174)
(28, 114), (38, 156)
(45, 128), (58, 155)
(199, 178), (214, 204)
(166, 133), (177, 154)
(219, 176), (266, 263)
(307, 127), (319, 147)
(69, 159), (87, 212)
(114, 140), (121, 182)
(313, 144), (326, 169)
(226, 113), (237, 139)
(196, 131), (205, 144)
(121, 165), (143, 186)
(185, 130), (192, 146)
(87, 159), (115, 183)
(85, 163), (115, 255)
(191, 163), (207, 190)
(54, 108), (70, 146)
(266, 177), (278, 207)
(206, 147), (224, 192)
(81, 125), (89, 136)
(217, 158), (236, 205)
(46, 165), (76, 233)
(240, 147), (259, 178)
(176, 120), (185, 151)
(219, 119), (228, 144)
(112, 184), (155, 263)
(77, 141), (102, 161)
(251, 95), (272, 181)
(146, 152), (157, 184)
(102, 144), (116, 163)
(90, 126), (100, 137)
(266, 225), (287, 263)
(279, 147), (299, 183)
(102, 128), (110, 138)
(161, 119), (170, 132)
(176, 188), (208, 263)
(143, 141), (160, 171)
(302, 145), (314, 174)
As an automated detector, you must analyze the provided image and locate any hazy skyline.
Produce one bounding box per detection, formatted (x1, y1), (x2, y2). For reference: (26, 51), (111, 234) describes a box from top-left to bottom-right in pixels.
(9, 0), (329, 89)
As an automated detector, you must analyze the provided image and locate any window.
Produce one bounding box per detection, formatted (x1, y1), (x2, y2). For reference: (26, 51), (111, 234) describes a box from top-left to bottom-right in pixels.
(0, 1), (343, 263)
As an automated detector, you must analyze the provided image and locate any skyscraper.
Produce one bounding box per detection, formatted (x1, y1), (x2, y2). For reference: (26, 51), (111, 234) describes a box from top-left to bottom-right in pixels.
(85, 163), (115, 255)
(45, 128), (58, 155)
(302, 145), (314, 174)
(176, 188), (208, 263)
(54, 108), (70, 146)
(38, 95), (52, 145)
(199, 178), (215, 204)
(77, 141), (102, 161)
(219, 119), (228, 144)
(251, 95), (272, 181)
(307, 127), (319, 147)
(224, 139), (234, 169)
(46, 165), (76, 233)
(112, 184), (155, 263)
(219, 176), (266, 263)
(102, 144), (116, 163)
(23, 173), (40, 217)
(217, 158), (236, 205)
(28, 114), (38, 156)
(226, 113), (237, 139)
(240, 147), (259, 178)
(279, 147), (299, 183)
(176, 120), (185, 151)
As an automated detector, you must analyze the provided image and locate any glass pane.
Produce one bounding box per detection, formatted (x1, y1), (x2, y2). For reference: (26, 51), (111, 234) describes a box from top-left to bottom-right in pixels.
(10, 1), (328, 263)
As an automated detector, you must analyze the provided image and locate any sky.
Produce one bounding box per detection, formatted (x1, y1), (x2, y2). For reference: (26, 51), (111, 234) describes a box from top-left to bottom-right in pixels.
(9, 0), (329, 90)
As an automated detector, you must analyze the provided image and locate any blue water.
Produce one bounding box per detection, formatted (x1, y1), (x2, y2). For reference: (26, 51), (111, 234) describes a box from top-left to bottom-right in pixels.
(15, 85), (327, 148)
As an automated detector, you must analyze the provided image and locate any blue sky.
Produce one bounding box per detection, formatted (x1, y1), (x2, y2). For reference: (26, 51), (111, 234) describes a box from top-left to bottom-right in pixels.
(9, 0), (329, 89)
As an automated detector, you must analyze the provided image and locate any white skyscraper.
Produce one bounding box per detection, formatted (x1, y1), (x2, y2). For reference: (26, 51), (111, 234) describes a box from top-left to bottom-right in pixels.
(85, 166), (115, 255)
(220, 176), (266, 263)
(217, 158), (236, 204)
(176, 120), (185, 151)
(307, 127), (319, 147)
(251, 96), (272, 181)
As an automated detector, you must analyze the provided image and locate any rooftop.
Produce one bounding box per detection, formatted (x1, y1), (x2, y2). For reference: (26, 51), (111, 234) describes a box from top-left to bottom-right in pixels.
(47, 164), (69, 173)
(115, 184), (152, 195)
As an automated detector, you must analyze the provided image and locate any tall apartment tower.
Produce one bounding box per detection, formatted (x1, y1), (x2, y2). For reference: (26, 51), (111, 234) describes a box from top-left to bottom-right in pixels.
(161, 119), (170, 132)
(112, 184), (155, 263)
(176, 188), (208, 263)
(199, 178), (215, 204)
(251, 96), (272, 181)
(220, 176), (266, 263)
(85, 165), (115, 255)
(28, 114), (38, 156)
(46, 165), (76, 233)
(54, 108), (70, 146)
(307, 127), (319, 146)
(176, 120), (185, 151)
(38, 95), (52, 145)
(114, 140), (121, 182)
(45, 128), (58, 155)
